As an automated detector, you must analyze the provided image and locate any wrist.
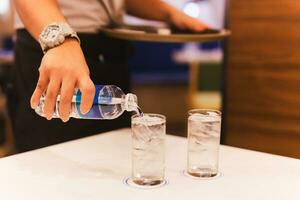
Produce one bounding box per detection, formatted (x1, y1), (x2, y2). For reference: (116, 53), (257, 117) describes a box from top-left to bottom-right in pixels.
(47, 37), (80, 54)
(63, 37), (80, 46)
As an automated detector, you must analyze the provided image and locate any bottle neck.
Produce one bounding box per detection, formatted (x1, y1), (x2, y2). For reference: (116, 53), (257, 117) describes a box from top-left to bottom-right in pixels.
(124, 93), (138, 112)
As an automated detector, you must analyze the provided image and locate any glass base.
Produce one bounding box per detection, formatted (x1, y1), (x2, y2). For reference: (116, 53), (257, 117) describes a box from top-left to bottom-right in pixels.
(183, 170), (222, 180)
(123, 177), (168, 189)
(188, 167), (218, 178)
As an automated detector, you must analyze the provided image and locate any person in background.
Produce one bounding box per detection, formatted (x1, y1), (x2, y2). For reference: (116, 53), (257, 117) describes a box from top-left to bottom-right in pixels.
(13, 0), (208, 152)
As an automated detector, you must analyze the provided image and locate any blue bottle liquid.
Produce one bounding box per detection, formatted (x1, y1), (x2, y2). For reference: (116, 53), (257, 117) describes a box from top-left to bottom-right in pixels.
(35, 85), (139, 119)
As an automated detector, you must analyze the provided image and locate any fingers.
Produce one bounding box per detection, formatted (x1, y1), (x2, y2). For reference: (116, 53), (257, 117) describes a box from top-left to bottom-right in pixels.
(185, 19), (208, 32)
(175, 14), (210, 32)
(58, 78), (76, 122)
(193, 22), (210, 32)
(78, 77), (95, 114)
(31, 72), (49, 109)
(43, 77), (61, 120)
(192, 24), (207, 32)
(31, 68), (93, 121)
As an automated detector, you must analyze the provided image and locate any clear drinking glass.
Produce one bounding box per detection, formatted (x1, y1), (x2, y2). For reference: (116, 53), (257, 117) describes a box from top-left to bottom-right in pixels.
(187, 109), (221, 178)
(131, 113), (166, 186)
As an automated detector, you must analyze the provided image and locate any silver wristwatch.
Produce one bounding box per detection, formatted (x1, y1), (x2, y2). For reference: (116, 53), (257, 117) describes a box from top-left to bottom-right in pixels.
(39, 22), (80, 53)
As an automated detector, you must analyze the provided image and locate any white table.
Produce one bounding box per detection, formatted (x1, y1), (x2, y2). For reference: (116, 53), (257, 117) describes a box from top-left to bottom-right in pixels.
(0, 129), (299, 200)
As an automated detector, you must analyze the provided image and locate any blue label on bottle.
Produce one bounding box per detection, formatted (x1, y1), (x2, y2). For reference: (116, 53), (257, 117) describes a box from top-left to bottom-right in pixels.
(75, 85), (104, 119)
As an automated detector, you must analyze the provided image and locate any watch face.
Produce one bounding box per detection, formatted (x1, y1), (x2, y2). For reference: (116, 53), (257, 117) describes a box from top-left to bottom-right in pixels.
(41, 24), (62, 43)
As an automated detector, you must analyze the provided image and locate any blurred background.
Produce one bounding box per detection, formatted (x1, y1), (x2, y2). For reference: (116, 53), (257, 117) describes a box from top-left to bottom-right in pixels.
(1, 0), (300, 158)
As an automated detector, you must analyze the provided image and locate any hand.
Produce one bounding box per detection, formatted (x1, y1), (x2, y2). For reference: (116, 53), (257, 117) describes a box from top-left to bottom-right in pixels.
(168, 10), (209, 32)
(30, 39), (95, 122)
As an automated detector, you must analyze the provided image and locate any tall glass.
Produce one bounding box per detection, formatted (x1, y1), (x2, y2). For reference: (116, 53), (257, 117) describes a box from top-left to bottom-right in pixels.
(187, 109), (221, 178)
(131, 113), (166, 186)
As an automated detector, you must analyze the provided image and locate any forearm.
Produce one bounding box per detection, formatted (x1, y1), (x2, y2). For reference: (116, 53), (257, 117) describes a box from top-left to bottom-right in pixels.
(14, 0), (66, 40)
(125, 0), (178, 23)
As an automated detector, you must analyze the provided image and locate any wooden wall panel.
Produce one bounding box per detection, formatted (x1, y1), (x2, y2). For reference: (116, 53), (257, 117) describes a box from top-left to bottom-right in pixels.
(225, 0), (300, 158)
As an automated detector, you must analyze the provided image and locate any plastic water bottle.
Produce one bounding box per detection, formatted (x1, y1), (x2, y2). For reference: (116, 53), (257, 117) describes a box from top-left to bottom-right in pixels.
(35, 85), (140, 120)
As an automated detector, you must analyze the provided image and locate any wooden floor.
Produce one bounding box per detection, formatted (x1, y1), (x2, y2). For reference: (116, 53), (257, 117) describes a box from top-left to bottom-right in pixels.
(224, 0), (300, 158)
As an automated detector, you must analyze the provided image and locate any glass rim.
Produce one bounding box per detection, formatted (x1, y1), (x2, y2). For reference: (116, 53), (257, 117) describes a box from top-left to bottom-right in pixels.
(131, 113), (166, 120)
(188, 109), (221, 116)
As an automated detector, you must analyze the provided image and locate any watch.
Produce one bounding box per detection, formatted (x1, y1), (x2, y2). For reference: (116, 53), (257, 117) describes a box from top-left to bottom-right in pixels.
(39, 22), (80, 53)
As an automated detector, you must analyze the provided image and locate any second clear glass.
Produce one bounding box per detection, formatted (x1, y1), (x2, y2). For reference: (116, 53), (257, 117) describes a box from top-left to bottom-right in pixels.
(187, 109), (221, 178)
